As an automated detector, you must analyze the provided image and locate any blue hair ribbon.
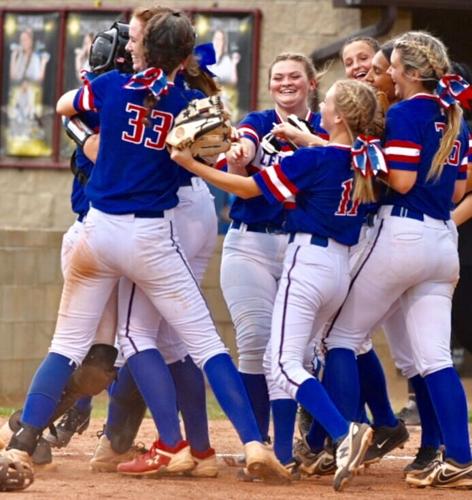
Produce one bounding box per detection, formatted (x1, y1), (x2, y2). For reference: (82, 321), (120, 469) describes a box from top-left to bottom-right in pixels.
(351, 135), (388, 177)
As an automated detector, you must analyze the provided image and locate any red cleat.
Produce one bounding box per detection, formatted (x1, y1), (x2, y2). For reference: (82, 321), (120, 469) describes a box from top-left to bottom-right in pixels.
(117, 439), (194, 477)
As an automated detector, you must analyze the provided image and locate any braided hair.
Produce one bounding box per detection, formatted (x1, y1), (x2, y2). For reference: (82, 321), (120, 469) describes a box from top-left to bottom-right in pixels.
(394, 31), (463, 180)
(334, 79), (382, 203)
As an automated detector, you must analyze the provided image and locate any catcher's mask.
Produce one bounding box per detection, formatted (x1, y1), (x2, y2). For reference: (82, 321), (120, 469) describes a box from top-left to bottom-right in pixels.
(89, 22), (133, 74)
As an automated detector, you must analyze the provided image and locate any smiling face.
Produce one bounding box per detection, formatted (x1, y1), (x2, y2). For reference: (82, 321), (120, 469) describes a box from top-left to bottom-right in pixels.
(365, 50), (396, 103)
(126, 16), (146, 72)
(342, 41), (376, 81)
(269, 59), (316, 115)
(319, 83), (341, 135)
(387, 48), (423, 100)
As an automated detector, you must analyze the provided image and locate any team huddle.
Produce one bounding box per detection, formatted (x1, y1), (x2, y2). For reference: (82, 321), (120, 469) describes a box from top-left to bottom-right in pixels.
(0, 4), (471, 494)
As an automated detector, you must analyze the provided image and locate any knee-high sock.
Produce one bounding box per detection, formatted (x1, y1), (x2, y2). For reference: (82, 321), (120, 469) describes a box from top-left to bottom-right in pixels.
(204, 353), (261, 444)
(322, 348), (359, 422)
(409, 375), (441, 449)
(306, 420), (328, 453)
(21, 353), (76, 429)
(127, 349), (182, 447)
(240, 372), (270, 442)
(296, 378), (348, 442)
(425, 367), (471, 464)
(358, 349), (397, 427)
(271, 399), (297, 464)
(169, 355), (210, 452)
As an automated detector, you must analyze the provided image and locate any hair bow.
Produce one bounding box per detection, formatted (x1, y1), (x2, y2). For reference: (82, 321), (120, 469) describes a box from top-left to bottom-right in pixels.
(436, 74), (472, 110)
(351, 135), (388, 177)
(123, 67), (168, 98)
(194, 43), (217, 77)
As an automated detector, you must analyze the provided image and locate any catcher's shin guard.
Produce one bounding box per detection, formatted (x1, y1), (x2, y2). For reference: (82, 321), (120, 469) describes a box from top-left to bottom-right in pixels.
(7, 423), (42, 456)
(107, 385), (147, 454)
(51, 344), (118, 423)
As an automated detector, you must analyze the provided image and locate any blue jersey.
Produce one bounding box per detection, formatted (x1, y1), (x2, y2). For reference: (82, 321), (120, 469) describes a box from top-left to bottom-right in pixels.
(230, 109), (325, 226)
(382, 94), (469, 220)
(70, 110), (100, 217)
(254, 145), (365, 246)
(73, 70), (192, 214)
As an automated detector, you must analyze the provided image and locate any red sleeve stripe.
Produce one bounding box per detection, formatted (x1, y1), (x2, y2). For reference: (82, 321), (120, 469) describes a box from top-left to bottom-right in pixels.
(78, 80), (95, 111)
(384, 141), (421, 164)
(259, 164), (298, 202)
(238, 125), (259, 144)
(215, 154), (227, 171)
(384, 140), (422, 150)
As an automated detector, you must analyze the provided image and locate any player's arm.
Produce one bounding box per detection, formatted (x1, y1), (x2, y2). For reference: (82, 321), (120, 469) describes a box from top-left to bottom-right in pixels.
(271, 122), (327, 147)
(56, 89), (80, 117)
(172, 147), (261, 199)
(452, 192), (472, 226)
(466, 163), (472, 193)
(83, 133), (100, 163)
(453, 178), (467, 205)
(385, 170), (417, 194)
(226, 137), (255, 176)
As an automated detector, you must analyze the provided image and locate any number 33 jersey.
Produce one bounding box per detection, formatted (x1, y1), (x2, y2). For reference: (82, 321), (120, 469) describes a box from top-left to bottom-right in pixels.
(73, 69), (203, 215)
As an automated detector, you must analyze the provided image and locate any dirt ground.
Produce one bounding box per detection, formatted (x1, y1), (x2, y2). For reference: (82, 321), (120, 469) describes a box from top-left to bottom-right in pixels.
(1, 418), (470, 499)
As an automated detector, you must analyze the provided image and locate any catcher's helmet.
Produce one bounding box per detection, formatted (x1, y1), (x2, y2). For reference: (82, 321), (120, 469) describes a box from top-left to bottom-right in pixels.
(89, 21), (133, 74)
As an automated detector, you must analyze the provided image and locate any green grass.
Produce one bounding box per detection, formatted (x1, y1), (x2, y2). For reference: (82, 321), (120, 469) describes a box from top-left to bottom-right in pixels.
(0, 388), (227, 422)
(2, 396), (471, 422)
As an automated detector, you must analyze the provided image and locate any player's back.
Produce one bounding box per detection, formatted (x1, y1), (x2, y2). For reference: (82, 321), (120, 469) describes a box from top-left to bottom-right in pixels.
(383, 94), (469, 220)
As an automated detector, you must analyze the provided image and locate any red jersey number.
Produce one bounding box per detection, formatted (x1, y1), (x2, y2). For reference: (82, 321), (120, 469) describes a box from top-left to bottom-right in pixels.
(122, 103), (173, 151)
(336, 179), (359, 216)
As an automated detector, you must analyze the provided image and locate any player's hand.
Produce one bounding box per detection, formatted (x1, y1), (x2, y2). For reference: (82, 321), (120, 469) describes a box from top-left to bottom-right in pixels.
(170, 146), (194, 168)
(226, 142), (249, 163)
(272, 122), (326, 148)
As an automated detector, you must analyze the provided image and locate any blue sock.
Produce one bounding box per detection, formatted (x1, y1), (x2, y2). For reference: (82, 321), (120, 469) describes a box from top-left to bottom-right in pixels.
(168, 355), (210, 452)
(356, 401), (371, 424)
(204, 353), (261, 444)
(357, 349), (397, 427)
(409, 375), (441, 449)
(240, 372), (270, 442)
(271, 399), (297, 464)
(105, 364), (144, 443)
(322, 348), (359, 422)
(126, 349), (182, 447)
(296, 378), (348, 442)
(21, 353), (76, 429)
(306, 421), (327, 453)
(74, 396), (92, 413)
(425, 367), (471, 464)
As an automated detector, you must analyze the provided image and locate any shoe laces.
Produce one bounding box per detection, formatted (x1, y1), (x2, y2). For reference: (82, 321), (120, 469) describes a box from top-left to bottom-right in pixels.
(131, 442), (148, 454)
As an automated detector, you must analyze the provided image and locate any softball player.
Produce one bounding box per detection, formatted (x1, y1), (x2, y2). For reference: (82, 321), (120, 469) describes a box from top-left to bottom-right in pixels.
(341, 36), (379, 82)
(91, 7), (219, 476)
(172, 78), (385, 492)
(2, 10), (289, 485)
(323, 31), (472, 488)
(363, 42), (444, 470)
(220, 53), (325, 468)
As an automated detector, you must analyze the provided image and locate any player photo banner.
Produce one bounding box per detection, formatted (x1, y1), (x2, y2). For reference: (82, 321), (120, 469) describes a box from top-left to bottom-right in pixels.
(1, 12), (59, 158)
(190, 9), (261, 234)
(191, 9), (261, 124)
